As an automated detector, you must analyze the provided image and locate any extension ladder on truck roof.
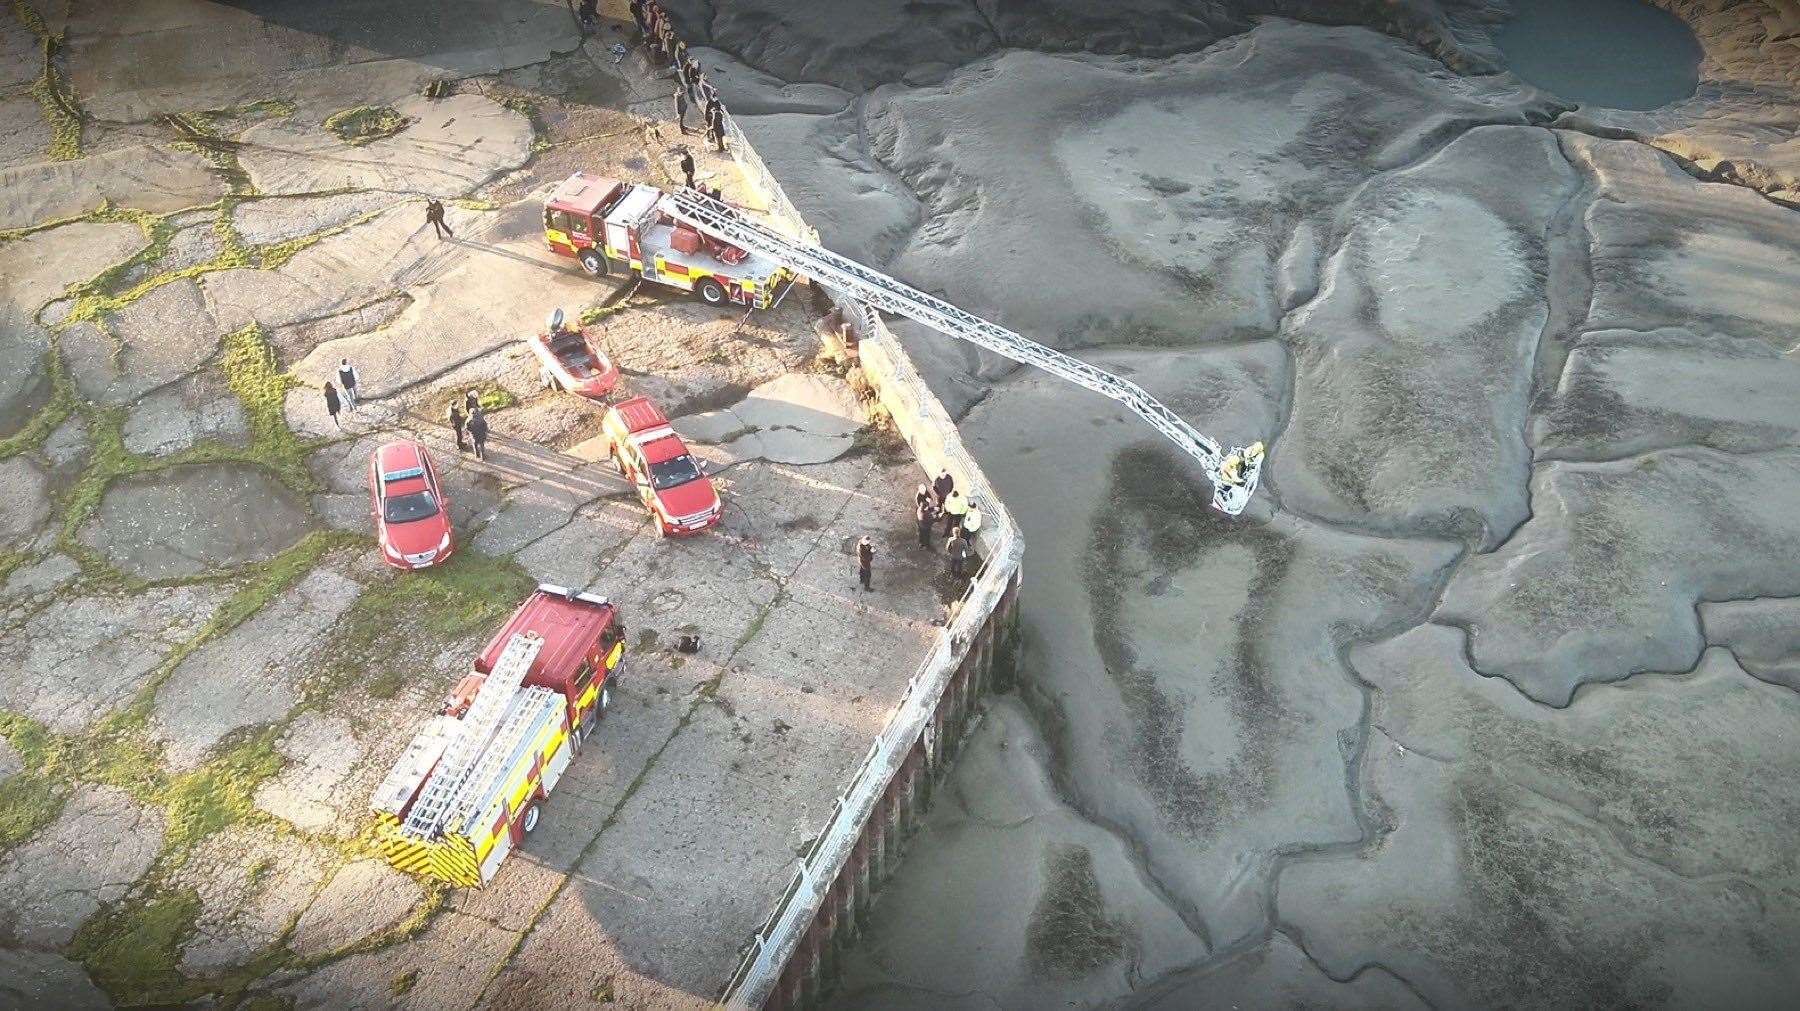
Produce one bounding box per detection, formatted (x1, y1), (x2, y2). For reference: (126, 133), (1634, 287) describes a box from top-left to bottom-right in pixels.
(664, 189), (1267, 515)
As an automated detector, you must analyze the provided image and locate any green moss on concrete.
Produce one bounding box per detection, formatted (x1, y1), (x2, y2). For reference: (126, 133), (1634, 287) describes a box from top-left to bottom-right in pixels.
(0, 770), (66, 849)
(161, 728), (285, 855)
(14, 3), (85, 160)
(69, 889), (202, 1003)
(312, 549), (533, 706)
(323, 105), (406, 145)
(476, 386), (516, 413)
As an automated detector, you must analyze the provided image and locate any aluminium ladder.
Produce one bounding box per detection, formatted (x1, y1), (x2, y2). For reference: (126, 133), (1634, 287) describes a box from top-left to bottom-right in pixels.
(665, 189), (1266, 515)
(400, 632), (545, 838)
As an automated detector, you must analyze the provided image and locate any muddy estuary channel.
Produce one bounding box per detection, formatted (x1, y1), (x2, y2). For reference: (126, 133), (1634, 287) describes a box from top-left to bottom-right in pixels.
(677, 0), (1800, 1006)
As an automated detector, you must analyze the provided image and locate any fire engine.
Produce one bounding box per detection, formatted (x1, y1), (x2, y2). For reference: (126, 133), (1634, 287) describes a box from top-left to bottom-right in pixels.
(543, 171), (794, 309)
(372, 584), (624, 887)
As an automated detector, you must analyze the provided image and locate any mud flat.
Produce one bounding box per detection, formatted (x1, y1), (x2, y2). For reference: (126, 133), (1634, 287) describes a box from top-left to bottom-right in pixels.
(674, 0), (1800, 1005)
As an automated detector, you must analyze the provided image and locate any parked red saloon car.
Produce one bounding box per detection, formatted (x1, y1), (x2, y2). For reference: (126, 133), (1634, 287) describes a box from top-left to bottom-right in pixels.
(369, 440), (454, 569)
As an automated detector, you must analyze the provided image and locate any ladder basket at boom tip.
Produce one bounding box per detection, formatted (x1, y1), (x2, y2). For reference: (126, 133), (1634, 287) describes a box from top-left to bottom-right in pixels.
(666, 187), (1267, 516)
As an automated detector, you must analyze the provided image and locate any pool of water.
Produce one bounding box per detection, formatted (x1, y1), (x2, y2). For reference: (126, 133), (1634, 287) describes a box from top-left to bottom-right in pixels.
(1493, 0), (1702, 111)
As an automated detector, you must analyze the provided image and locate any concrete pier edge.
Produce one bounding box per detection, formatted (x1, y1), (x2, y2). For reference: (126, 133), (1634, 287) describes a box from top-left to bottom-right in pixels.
(712, 95), (1026, 1009)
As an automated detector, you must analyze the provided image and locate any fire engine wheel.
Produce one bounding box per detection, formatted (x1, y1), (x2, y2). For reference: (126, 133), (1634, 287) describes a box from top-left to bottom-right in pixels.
(520, 802), (542, 834)
(695, 278), (727, 306)
(577, 249), (608, 276)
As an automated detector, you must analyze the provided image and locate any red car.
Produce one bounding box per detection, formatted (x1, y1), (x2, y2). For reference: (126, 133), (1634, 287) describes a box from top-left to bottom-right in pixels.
(600, 397), (721, 537)
(369, 440), (455, 569)
(528, 310), (619, 399)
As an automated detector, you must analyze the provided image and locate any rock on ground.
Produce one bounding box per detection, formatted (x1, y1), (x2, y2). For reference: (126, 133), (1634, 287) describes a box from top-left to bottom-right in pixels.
(0, 948), (110, 1010)
(152, 565), (363, 770)
(1276, 125), (1576, 546)
(78, 463), (316, 581)
(287, 860), (424, 959)
(0, 786), (164, 949)
(1276, 628), (1800, 1008)
(1435, 448), (1800, 705)
(0, 584), (232, 733)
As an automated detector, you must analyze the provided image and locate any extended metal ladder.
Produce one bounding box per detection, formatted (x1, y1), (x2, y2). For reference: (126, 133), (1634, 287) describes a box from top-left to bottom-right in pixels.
(666, 189), (1265, 514)
(401, 633), (545, 838)
(441, 686), (562, 836)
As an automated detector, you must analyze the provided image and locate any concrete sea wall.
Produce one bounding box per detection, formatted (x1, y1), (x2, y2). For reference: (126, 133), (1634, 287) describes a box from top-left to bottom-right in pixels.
(714, 98), (1025, 1009)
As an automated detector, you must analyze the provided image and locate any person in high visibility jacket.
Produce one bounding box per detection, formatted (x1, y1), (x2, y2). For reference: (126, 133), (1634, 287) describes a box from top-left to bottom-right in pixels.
(1220, 452), (1244, 486)
(941, 490), (968, 538)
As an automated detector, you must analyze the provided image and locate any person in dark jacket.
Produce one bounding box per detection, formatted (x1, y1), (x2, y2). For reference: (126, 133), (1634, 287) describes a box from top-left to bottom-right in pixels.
(947, 534), (974, 580)
(578, 0), (597, 25)
(916, 495), (938, 550)
(679, 149), (696, 190)
(932, 469), (954, 508)
(467, 407), (489, 461)
(447, 402), (467, 451)
(322, 382), (343, 429)
(674, 87), (690, 134)
(857, 535), (875, 591)
(464, 389), (481, 416)
(425, 198), (452, 240)
(630, 0), (646, 35)
(706, 101), (726, 152)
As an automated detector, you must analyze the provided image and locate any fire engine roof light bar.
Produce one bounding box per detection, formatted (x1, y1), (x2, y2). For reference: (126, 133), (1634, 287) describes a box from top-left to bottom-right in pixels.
(400, 632), (545, 839)
(665, 189), (1264, 515)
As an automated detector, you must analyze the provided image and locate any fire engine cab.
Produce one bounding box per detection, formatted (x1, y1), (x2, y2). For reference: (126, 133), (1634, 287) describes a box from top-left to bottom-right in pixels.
(543, 172), (792, 309)
(372, 584), (624, 887)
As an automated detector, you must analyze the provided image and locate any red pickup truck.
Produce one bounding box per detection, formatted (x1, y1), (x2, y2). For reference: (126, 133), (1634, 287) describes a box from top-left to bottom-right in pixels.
(601, 396), (720, 536)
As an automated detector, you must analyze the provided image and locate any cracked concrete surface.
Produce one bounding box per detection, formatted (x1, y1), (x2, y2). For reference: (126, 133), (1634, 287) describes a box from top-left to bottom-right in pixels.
(0, 786), (164, 949)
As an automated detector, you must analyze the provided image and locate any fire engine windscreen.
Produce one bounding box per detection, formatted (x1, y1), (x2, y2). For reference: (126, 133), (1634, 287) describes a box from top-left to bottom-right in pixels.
(649, 455), (703, 490)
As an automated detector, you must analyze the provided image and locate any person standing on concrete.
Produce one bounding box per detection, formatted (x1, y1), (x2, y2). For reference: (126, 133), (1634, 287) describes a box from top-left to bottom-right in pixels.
(447, 402), (467, 452)
(941, 489), (968, 539)
(674, 87), (690, 134)
(322, 381), (343, 430)
(467, 407), (489, 461)
(961, 503), (983, 542)
(947, 533), (973, 580)
(916, 494), (938, 550)
(857, 535), (875, 591)
(464, 389), (481, 416)
(425, 198), (453, 240)
(706, 101), (726, 153)
(578, 0), (597, 26)
(630, 0), (647, 36)
(336, 357), (360, 410)
(679, 148), (696, 190)
(932, 469), (955, 508)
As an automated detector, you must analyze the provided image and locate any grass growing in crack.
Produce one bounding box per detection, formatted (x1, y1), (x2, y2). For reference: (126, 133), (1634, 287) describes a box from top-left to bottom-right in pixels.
(323, 105), (407, 145)
(0, 343), (76, 460)
(313, 549), (533, 705)
(15, 2), (85, 160)
(498, 95), (551, 155)
(0, 769), (65, 849)
(161, 727), (285, 854)
(69, 889), (203, 1001)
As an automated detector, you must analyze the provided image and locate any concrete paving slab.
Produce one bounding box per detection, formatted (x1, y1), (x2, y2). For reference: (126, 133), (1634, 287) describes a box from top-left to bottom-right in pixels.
(122, 370), (250, 456)
(77, 463), (316, 581)
(63, 277), (223, 406)
(0, 220), (146, 316)
(171, 825), (336, 973)
(252, 712), (366, 834)
(1, 554), (79, 599)
(0, 584), (233, 734)
(0, 144), (222, 232)
(287, 859), (425, 959)
(0, 457), (49, 549)
(0, 785), (164, 948)
(0, 304), (50, 439)
(0, 948), (110, 1010)
(152, 564), (363, 770)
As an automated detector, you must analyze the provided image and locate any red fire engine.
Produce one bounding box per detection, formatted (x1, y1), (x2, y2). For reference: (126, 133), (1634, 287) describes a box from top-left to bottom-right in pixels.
(372, 584), (625, 887)
(543, 172), (793, 309)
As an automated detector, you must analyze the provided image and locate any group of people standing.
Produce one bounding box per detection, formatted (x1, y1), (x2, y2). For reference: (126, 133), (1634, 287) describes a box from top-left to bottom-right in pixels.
(630, 0), (727, 152)
(917, 469), (982, 579)
(320, 360), (492, 461)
